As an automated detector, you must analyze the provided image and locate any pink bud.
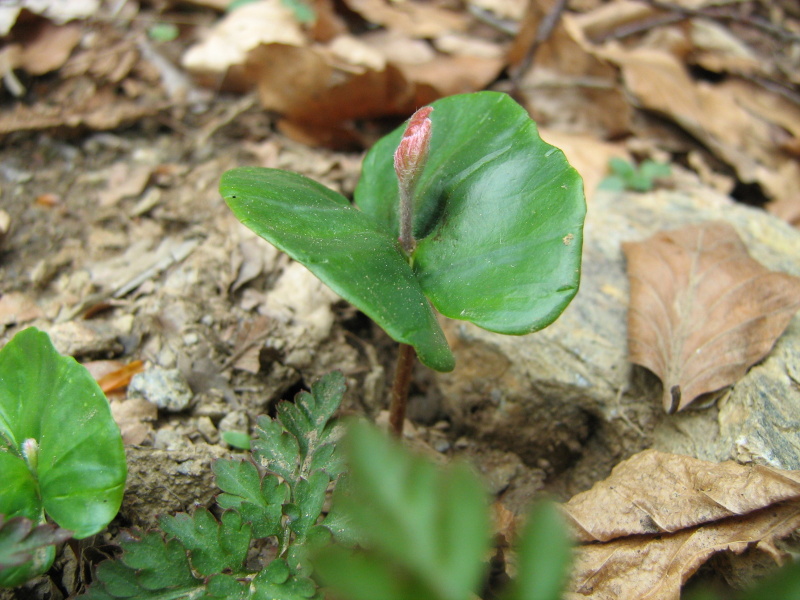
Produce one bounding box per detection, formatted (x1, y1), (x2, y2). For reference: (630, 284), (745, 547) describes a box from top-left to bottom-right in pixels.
(394, 106), (433, 187)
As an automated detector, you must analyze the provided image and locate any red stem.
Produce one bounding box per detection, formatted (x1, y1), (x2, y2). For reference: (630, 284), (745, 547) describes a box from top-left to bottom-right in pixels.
(389, 343), (416, 436)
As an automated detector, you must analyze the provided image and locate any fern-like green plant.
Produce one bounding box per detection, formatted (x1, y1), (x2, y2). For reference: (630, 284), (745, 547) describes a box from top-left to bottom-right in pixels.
(314, 421), (573, 600)
(81, 371), (347, 600)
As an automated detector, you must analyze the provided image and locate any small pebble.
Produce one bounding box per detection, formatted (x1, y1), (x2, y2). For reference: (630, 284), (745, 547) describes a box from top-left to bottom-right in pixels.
(129, 367), (193, 412)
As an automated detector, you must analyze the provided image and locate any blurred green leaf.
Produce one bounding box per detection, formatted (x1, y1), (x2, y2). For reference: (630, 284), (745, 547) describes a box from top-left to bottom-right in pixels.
(222, 430), (252, 450)
(147, 23), (179, 42)
(505, 500), (572, 600)
(600, 157), (671, 192)
(737, 560), (800, 600)
(315, 422), (490, 600)
(281, 0), (315, 23)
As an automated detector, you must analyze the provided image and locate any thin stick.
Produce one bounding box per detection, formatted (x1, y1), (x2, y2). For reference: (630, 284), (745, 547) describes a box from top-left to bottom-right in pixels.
(511, 0), (570, 86)
(389, 343), (416, 436)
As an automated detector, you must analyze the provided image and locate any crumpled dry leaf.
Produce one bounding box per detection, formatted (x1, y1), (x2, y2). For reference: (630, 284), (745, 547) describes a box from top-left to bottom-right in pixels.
(7, 20), (82, 76)
(564, 450), (800, 543)
(181, 0), (305, 85)
(0, 22), (168, 134)
(0, 0), (99, 36)
(340, 0), (468, 38)
(623, 221), (800, 412)
(563, 450), (800, 600)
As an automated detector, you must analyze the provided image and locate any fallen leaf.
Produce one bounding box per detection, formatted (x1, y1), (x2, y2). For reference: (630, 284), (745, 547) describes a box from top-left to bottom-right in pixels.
(110, 397), (157, 445)
(181, 0), (305, 84)
(623, 221), (800, 412)
(97, 162), (153, 206)
(340, 0), (468, 38)
(566, 502), (800, 600)
(96, 360), (145, 394)
(564, 450), (800, 543)
(0, 292), (44, 326)
(563, 450), (800, 600)
(14, 21), (82, 75)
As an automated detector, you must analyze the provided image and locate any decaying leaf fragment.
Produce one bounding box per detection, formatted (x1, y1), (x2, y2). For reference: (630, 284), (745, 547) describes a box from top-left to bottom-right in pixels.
(563, 450), (800, 600)
(623, 221), (800, 412)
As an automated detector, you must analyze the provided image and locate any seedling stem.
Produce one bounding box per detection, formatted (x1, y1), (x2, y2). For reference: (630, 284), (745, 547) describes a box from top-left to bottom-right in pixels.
(389, 107), (433, 435)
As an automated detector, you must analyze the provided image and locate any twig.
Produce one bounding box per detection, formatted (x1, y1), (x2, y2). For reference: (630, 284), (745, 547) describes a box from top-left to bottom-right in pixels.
(511, 0), (571, 87)
(646, 0), (800, 41)
(599, 0), (800, 43)
(195, 94), (259, 149)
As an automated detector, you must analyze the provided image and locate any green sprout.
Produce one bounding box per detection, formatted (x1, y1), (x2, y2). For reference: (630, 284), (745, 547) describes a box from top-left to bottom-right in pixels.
(221, 91), (586, 435)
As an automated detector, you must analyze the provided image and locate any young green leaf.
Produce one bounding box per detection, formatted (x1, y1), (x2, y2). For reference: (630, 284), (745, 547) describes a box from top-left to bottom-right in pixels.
(315, 422), (491, 600)
(82, 371), (349, 600)
(222, 92), (585, 372)
(251, 558), (318, 599)
(220, 169), (454, 372)
(357, 91), (585, 336)
(254, 416), (302, 482)
(287, 470), (330, 539)
(252, 371), (345, 482)
(0, 328), (126, 537)
(222, 430), (252, 450)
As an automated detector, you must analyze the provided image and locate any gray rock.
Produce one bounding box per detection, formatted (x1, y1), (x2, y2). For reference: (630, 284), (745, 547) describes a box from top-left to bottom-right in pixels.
(437, 187), (800, 491)
(128, 367), (194, 412)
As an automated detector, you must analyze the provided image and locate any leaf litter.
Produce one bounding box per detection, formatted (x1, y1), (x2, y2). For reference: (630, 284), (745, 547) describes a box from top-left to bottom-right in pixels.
(562, 450), (800, 600)
(623, 221), (800, 412)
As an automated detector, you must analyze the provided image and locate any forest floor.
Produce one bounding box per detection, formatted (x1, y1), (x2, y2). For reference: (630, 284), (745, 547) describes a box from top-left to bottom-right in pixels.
(1, 0), (799, 598)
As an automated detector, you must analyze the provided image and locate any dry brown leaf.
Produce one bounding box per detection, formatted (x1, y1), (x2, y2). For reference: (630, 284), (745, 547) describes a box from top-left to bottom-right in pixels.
(340, 0), (467, 38)
(566, 502), (800, 600)
(623, 221), (800, 412)
(181, 0), (305, 83)
(13, 21), (82, 75)
(110, 397), (157, 445)
(563, 450), (800, 543)
(97, 162), (153, 206)
(563, 450), (800, 600)
(97, 360), (145, 394)
(244, 43), (417, 147)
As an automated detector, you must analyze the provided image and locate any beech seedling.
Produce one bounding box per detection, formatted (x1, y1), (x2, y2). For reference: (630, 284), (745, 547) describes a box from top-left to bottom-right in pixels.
(221, 91), (586, 433)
